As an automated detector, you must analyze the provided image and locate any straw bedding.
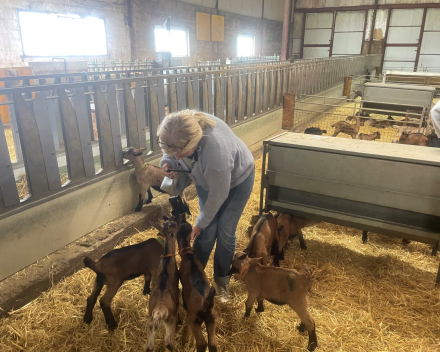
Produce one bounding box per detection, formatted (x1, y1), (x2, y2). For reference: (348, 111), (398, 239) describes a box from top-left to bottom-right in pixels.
(0, 158), (439, 352)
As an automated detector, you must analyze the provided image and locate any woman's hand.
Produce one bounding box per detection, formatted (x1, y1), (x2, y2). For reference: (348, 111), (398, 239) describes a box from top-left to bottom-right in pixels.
(191, 226), (202, 241)
(161, 162), (179, 179)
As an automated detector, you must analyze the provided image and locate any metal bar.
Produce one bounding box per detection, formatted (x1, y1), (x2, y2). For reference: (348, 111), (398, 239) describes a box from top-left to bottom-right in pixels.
(215, 73), (222, 118)
(263, 69), (268, 111)
(157, 78), (166, 122)
(177, 76), (186, 111)
(95, 87), (116, 171)
(255, 69), (261, 116)
(170, 77), (177, 113)
(187, 76), (194, 110)
(105, 84), (123, 167)
(0, 122), (20, 207)
(270, 69), (275, 108)
(33, 92), (61, 191)
(202, 76), (208, 113)
(192, 74), (200, 110)
(124, 83), (140, 149)
(238, 72), (243, 121)
(246, 70), (252, 117)
(149, 81), (160, 152)
(414, 8), (427, 71)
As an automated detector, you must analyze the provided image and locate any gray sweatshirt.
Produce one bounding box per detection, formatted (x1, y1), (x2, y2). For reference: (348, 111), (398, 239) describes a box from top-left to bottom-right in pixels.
(160, 113), (254, 229)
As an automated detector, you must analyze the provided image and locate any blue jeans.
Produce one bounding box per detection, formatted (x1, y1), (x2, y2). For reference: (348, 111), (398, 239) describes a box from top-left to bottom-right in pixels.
(193, 169), (255, 286)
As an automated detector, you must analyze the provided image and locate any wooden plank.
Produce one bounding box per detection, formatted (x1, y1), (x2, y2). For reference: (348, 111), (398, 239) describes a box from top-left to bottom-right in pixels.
(124, 83), (140, 149)
(192, 75), (200, 110)
(255, 69), (260, 116)
(157, 78), (166, 122)
(187, 76), (194, 110)
(149, 81), (160, 152)
(118, 84), (127, 135)
(202, 76), (209, 113)
(72, 88), (95, 177)
(105, 84), (123, 167)
(13, 92), (50, 196)
(247, 70), (252, 117)
(33, 92), (61, 191)
(170, 78), (178, 113)
(237, 71), (243, 121)
(276, 68), (281, 107)
(221, 74), (226, 121)
(207, 74), (213, 114)
(95, 88), (116, 172)
(251, 69), (256, 116)
(270, 69), (276, 108)
(263, 69), (268, 112)
(134, 83), (147, 149)
(215, 73), (222, 118)
(227, 72), (233, 125)
(232, 72), (237, 122)
(282, 68), (287, 104)
(58, 89), (86, 182)
(288, 69), (293, 93)
(196, 12), (211, 41)
(177, 76), (186, 111)
(0, 122), (20, 207)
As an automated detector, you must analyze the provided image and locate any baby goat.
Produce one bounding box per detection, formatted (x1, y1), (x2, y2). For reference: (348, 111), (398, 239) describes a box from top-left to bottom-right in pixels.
(146, 219), (180, 352)
(123, 147), (165, 212)
(277, 213), (316, 252)
(358, 131), (381, 141)
(245, 213), (280, 266)
(398, 131), (428, 146)
(229, 252), (318, 352)
(332, 118), (361, 139)
(177, 219), (217, 352)
(83, 231), (164, 329)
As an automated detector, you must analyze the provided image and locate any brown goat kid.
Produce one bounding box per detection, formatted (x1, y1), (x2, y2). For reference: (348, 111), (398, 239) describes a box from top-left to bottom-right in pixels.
(398, 132), (428, 146)
(177, 219), (217, 352)
(229, 252), (318, 352)
(358, 131), (381, 141)
(332, 118), (361, 139)
(123, 147), (165, 212)
(82, 233), (164, 329)
(246, 213), (281, 266)
(146, 219), (181, 352)
(277, 213), (316, 252)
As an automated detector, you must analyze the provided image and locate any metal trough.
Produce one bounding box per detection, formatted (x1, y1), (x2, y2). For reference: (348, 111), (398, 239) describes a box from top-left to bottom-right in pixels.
(260, 132), (440, 284)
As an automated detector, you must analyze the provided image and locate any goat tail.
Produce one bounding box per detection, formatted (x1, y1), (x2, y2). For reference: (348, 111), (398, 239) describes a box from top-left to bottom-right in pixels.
(152, 306), (168, 330)
(301, 265), (314, 292)
(203, 286), (216, 313)
(83, 257), (96, 272)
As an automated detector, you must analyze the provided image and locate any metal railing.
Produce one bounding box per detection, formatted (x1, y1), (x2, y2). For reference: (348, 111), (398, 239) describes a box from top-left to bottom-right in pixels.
(0, 54), (381, 216)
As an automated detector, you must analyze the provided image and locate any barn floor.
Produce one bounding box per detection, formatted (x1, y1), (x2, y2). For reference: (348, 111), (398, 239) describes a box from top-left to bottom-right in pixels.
(0, 159), (439, 352)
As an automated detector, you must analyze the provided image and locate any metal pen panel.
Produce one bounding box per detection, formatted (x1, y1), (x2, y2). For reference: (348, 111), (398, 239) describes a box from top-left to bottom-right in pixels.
(149, 80), (160, 152)
(134, 82), (147, 149)
(95, 88), (116, 172)
(157, 78), (166, 123)
(105, 84), (123, 168)
(124, 83), (140, 149)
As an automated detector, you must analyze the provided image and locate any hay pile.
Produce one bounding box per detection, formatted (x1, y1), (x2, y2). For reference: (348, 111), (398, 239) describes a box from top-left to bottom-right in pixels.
(3, 127), (16, 162)
(0, 159), (440, 352)
(15, 173), (69, 200)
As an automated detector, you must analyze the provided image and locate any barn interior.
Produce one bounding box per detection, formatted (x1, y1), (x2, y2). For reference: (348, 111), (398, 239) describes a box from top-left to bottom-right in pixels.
(0, 0), (439, 351)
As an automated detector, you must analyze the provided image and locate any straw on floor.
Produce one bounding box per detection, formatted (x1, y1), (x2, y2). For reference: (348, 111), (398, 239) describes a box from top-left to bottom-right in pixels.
(0, 159), (439, 352)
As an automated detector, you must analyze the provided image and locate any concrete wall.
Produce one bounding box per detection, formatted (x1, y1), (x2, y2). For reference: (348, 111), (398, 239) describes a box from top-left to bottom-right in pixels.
(0, 108), (283, 281)
(0, 0), (284, 68)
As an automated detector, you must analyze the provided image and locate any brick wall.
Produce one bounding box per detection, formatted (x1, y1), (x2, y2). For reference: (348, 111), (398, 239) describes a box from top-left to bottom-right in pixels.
(0, 0), (283, 68)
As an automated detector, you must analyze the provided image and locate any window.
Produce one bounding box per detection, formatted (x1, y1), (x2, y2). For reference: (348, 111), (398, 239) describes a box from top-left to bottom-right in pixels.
(154, 26), (189, 57)
(237, 35), (255, 57)
(18, 11), (107, 56)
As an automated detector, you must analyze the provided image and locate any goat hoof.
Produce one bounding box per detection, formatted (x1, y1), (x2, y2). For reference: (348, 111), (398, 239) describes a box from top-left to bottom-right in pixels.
(108, 322), (118, 330)
(279, 251), (285, 260)
(143, 288), (151, 295)
(402, 239), (411, 245)
(83, 313), (93, 324)
(255, 307), (264, 313)
(134, 206), (142, 212)
(146, 199), (152, 204)
(297, 323), (306, 333)
(196, 345), (207, 352)
(208, 346), (217, 352)
(165, 344), (174, 351)
(300, 244), (308, 250)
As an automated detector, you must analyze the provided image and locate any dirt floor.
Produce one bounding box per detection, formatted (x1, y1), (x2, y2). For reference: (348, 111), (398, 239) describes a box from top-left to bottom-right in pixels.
(0, 159), (439, 352)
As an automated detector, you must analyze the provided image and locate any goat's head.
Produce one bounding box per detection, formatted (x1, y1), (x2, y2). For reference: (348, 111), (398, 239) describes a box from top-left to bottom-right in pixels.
(228, 252), (262, 275)
(399, 131), (410, 142)
(375, 131), (381, 139)
(122, 147), (147, 161)
(162, 219), (179, 240)
(346, 115), (356, 122)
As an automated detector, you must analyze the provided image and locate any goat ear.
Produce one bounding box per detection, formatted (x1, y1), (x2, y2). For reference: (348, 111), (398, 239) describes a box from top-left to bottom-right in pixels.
(150, 221), (163, 234)
(238, 253), (247, 261)
(133, 147), (147, 156)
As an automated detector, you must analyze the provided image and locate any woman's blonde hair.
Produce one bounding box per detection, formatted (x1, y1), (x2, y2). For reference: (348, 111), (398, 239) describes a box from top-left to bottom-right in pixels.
(157, 110), (216, 156)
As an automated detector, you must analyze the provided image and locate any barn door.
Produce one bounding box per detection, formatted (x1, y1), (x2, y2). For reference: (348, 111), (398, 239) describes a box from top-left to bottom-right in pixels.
(383, 8), (424, 71)
(418, 8), (440, 72)
(302, 12), (333, 58)
(332, 11), (366, 56)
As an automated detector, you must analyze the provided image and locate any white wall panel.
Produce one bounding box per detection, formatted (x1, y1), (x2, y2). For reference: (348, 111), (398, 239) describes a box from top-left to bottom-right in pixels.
(263, 0), (284, 21)
(305, 13), (333, 29)
(334, 11), (365, 32)
(292, 12), (304, 39)
(332, 32), (363, 55)
(425, 8), (440, 31)
(389, 8), (423, 26)
(384, 47), (417, 62)
(218, 0), (264, 18)
(304, 29), (332, 45)
(179, 0), (216, 8)
(420, 32), (440, 55)
(292, 38), (301, 54)
(303, 46), (330, 58)
(387, 27), (420, 44)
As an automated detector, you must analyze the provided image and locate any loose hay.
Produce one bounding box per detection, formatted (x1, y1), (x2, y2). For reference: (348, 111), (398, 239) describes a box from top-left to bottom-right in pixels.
(0, 159), (439, 352)
(3, 127), (16, 162)
(15, 173), (69, 200)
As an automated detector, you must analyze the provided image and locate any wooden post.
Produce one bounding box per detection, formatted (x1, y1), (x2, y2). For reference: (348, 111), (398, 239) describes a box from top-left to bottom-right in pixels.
(343, 76), (352, 98)
(282, 93), (295, 129)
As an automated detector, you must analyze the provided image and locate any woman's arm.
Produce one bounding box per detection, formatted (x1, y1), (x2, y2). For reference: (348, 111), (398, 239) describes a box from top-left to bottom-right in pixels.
(431, 100), (440, 137)
(160, 153), (179, 178)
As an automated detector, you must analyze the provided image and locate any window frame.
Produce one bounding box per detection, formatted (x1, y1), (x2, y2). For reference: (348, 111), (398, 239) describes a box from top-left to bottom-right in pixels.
(237, 34), (256, 57)
(17, 10), (109, 58)
(154, 25), (190, 58)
